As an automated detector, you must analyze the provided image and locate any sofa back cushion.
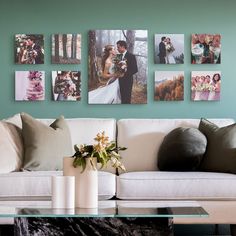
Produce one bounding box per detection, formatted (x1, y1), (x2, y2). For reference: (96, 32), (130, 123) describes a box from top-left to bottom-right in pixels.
(117, 119), (235, 172)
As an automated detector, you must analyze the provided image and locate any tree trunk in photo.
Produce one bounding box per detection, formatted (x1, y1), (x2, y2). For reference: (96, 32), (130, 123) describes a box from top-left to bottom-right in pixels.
(96, 30), (103, 57)
(88, 30), (99, 89)
(54, 34), (59, 63)
(74, 34), (77, 59)
(62, 34), (67, 59)
(126, 30), (135, 54)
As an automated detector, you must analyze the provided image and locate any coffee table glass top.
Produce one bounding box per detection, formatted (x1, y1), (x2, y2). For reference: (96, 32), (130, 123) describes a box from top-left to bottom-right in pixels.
(0, 201), (208, 218)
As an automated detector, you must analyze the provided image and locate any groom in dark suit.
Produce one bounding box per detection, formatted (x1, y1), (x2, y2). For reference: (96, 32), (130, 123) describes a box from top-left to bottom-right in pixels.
(116, 40), (138, 104)
(158, 36), (166, 64)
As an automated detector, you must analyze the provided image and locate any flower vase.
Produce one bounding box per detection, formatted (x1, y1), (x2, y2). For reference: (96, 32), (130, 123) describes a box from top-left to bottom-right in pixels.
(63, 157), (98, 208)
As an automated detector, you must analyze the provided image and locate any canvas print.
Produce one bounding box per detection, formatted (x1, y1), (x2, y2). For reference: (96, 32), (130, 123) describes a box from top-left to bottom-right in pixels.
(15, 34), (44, 64)
(88, 30), (147, 104)
(51, 34), (81, 64)
(191, 34), (221, 64)
(15, 71), (45, 101)
(154, 71), (184, 101)
(52, 71), (81, 101)
(154, 34), (184, 64)
(191, 71), (221, 101)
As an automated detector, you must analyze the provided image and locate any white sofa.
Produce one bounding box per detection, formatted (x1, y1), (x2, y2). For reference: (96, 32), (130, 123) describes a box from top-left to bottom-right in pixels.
(1, 115), (236, 225)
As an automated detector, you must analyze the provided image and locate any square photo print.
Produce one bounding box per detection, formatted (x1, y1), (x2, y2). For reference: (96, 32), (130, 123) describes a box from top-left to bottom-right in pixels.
(88, 30), (147, 104)
(154, 71), (184, 101)
(191, 34), (221, 64)
(51, 34), (81, 64)
(15, 34), (44, 64)
(52, 71), (81, 101)
(154, 34), (184, 64)
(15, 71), (45, 101)
(191, 71), (221, 101)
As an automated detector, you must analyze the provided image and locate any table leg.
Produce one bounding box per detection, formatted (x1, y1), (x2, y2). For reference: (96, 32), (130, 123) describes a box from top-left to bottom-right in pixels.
(15, 217), (173, 236)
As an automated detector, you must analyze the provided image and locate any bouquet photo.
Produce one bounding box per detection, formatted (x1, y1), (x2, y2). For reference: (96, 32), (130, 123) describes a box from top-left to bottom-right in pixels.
(72, 131), (126, 172)
(113, 54), (127, 77)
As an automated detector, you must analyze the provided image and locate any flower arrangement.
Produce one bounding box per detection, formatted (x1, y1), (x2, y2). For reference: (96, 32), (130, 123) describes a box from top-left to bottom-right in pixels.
(28, 71), (43, 80)
(113, 54), (127, 77)
(72, 131), (126, 173)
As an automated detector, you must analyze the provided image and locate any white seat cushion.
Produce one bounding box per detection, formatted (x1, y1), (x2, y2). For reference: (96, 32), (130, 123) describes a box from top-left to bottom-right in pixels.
(0, 171), (116, 200)
(117, 171), (236, 200)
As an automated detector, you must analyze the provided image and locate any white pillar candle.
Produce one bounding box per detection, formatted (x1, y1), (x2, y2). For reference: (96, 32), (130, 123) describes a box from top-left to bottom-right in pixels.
(51, 176), (75, 209)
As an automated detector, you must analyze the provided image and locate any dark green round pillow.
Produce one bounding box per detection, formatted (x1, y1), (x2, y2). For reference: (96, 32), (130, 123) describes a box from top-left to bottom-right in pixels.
(158, 127), (207, 171)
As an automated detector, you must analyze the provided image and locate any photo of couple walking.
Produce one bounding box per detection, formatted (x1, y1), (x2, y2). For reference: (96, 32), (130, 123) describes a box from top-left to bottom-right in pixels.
(88, 30), (147, 104)
(15, 34), (44, 64)
(155, 34), (184, 64)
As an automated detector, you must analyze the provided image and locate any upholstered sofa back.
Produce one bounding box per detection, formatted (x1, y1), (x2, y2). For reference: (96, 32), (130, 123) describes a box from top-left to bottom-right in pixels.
(117, 119), (235, 172)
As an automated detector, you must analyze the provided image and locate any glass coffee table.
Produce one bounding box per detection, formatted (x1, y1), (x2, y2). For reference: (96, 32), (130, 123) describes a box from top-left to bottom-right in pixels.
(0, 201), (208, 236)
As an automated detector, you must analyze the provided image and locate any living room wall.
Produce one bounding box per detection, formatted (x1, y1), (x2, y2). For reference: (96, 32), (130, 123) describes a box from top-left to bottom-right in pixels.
(0, 0), (236, 119)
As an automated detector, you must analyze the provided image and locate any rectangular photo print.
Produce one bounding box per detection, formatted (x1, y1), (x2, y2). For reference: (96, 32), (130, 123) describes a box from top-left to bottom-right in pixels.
(88, 30), (147, 104)
(15, 34), (44, 64)
(51, 34), (81, 64)
(191, 34), (221, 64)
(191, 71), (221, 101)
(15, 71), (45, 101)
(154, 34), (184, 64)
(52, 71), (81, 101)
(154, 71), (184, 101)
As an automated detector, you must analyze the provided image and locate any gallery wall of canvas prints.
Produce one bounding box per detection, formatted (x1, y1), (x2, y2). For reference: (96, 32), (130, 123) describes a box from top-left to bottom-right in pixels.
(154, 34), (184, 64)
(154, 71), (184, 101)
(15, 71), (45, 101)
(88, 30), (148, 104)
(191, 34), (221, 64)
(15, 34), (44, 64)
(191, 71), (221, 101)
(52, 71), (81, 101)
(51, 34), (81, 64)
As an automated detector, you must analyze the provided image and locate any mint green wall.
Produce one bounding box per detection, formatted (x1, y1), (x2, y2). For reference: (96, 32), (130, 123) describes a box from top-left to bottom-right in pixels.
(0, 0), (236, 119)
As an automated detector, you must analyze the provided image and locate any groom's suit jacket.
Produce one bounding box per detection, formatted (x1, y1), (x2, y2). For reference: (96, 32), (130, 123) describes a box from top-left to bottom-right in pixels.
(158, 41), (166, 64)
(119, 51), (138, 104)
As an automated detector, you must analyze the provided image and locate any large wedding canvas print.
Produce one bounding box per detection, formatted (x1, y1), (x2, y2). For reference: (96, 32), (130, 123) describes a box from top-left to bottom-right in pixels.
(191, 34), (221, 64)
(15, 71), (45, 101)
(51, 34), (81, 64)
(191, 71), (221, 101)
(15, 34), (44, 64)
(154, 71), (184, 101)
(52, 71), (81, 101)
(88, 30), (147, 104)
(154, 34), (184, 64)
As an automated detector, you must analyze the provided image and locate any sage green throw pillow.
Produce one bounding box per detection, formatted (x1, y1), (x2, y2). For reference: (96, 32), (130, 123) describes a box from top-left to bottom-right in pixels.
(21, 113), (73, 171)
(199, 118), (236, 174)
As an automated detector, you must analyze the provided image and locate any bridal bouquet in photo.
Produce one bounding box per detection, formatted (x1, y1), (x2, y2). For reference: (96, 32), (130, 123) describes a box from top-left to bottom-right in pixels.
(113, 54), (127, 77)
(72, 131), (126, 173)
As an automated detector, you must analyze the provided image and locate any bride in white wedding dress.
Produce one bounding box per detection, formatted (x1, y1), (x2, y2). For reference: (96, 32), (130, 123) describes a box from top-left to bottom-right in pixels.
(165, 38), (176, 64)
(89, 45), (121, 104)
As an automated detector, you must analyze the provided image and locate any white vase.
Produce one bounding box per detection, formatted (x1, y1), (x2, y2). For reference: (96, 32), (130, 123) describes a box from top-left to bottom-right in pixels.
(63, 157), (98, 209)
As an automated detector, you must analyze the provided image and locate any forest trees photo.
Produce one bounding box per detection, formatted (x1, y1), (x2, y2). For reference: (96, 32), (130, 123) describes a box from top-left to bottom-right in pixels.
(88, 30), (148, 104)
(155, 71), (184, 101)
(52, 34), (81, 64)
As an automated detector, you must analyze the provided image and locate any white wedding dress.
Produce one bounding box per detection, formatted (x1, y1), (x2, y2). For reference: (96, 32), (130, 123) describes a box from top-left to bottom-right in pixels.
(88, 66), (121, 104)
(166, 52), (176, 64)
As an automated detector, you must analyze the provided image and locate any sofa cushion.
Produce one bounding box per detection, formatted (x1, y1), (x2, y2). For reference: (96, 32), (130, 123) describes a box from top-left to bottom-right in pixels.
(199, 118), (236, 174)
(117, 171), (236, 200)
(117, 119), (235, 172)
(21, 113), (73, 171)
(158, 127), (207, 171)
(0, 171), (115, 200)
(0, 122), (23, 173)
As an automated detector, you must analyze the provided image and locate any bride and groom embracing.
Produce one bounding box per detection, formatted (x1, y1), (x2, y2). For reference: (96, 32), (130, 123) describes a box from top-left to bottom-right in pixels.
(158, 36), (176, 64)
(89, 40), (138, 104)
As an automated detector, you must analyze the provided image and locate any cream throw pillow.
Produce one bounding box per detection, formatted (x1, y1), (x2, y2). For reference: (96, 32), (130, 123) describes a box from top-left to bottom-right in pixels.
(0, 121), (23, 173)
(21, 113), (73, 171)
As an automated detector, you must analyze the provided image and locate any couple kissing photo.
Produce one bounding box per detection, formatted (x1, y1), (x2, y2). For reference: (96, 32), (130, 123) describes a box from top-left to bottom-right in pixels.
(155, 34), (184, 64)
(88, 30), (147, 104)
